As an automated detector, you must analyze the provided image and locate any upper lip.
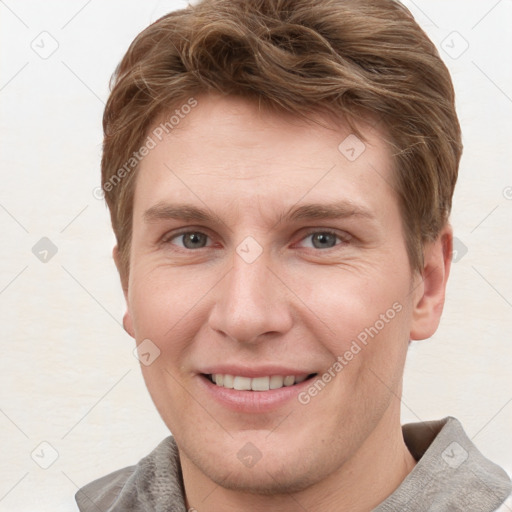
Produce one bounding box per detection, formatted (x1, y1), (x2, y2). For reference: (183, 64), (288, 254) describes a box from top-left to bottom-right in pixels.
(198, 365), (317, 378)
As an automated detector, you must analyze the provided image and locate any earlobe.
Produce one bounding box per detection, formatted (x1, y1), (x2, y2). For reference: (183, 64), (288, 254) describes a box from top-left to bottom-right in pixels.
(410, 225), (453, 341)
(122, 312), (135, 338)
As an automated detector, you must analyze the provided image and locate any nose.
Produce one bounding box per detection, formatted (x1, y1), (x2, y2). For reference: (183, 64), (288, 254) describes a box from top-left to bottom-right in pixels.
(207, 249), (294, 345)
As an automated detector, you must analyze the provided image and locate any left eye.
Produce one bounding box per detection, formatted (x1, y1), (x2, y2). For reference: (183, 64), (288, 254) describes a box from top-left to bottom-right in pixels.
(168, 232), (211, 249)
(298, 231), (343, 249)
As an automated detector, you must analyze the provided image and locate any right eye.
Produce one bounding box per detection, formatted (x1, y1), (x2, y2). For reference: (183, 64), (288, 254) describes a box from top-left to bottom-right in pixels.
(164, 231), (212, 250)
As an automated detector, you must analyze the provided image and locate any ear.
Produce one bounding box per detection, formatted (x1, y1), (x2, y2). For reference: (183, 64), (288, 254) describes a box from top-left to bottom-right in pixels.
(410, 224), (453, 341)
(113, 245), (135, 339)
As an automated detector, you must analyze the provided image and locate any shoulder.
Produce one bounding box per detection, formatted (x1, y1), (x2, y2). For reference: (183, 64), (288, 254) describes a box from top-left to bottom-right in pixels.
(387, 417), (512, 512)
(75, 465), (137, 512)
(75, 436), (183, 512)
(495, 493), (512, 511)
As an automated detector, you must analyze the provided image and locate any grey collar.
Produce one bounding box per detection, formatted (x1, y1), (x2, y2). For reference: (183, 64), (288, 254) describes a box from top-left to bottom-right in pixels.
(375, 416), (511, 511)
(76, 416), (511, 511)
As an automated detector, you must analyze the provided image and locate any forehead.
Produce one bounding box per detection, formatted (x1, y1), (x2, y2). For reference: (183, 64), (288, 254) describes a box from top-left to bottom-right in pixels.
(132, 94), (398, 227)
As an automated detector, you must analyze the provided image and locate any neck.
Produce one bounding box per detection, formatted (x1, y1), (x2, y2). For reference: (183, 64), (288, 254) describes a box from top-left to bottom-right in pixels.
(181, 406), (416, 512)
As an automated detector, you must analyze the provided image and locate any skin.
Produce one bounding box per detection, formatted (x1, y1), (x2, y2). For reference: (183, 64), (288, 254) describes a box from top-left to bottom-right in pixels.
(114, 94), (452, 511)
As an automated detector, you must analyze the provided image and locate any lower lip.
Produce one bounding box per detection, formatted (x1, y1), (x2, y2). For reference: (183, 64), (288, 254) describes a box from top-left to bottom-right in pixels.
(198, 374), (315, 413)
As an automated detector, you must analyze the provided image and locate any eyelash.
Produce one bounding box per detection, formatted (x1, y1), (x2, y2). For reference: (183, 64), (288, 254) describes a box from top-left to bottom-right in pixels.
(162, 228), (350, 251)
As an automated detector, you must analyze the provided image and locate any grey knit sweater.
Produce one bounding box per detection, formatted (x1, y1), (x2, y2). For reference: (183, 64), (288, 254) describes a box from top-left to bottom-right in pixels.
(76, 417), (511, 511)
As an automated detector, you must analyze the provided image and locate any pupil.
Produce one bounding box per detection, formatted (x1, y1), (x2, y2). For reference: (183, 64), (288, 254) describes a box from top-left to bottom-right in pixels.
(313, 233), (336, 249)
(185, 233), (205, 248)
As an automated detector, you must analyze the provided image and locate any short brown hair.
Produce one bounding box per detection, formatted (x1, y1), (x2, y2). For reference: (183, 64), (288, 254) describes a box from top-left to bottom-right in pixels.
(101, 0), (462, 284)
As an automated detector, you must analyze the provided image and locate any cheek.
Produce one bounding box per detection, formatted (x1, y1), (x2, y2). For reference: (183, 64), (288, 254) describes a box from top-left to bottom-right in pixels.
(296, 264), (413, 408)
(127, 264), (220, 396)
(290, 264), (410, 348)
(128, 268), (203, 422)
(129, 263), (203, 337)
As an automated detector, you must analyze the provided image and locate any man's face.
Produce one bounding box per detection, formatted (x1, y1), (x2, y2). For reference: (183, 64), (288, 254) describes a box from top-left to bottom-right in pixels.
(123, 95), (422, 493)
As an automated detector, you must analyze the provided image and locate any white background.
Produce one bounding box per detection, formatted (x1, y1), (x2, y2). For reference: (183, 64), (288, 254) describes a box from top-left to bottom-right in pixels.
(0, 0), (511, 510)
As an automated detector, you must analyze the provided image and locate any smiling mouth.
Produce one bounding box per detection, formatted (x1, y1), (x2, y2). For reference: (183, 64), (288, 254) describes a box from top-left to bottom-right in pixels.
(203, 373), (318, 391)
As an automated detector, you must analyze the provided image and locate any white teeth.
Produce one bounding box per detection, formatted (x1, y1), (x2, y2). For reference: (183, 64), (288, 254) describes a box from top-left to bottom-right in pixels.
(269, 375), (284, 389)
(223, 374), (234, 389)
(210, 373), (311, 391)
(251, 376), (270, 391)
(283, 375), (295, 386)
(233, 376), (252, 391)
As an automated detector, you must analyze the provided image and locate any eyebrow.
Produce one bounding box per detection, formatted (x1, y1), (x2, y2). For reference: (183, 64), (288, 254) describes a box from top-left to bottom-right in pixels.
(143, 201), (375, 225)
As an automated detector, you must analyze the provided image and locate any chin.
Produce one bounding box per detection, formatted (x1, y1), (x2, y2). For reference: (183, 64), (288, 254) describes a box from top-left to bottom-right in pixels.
(179, 435), (333, 496)
(206, 459), (323, 496)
